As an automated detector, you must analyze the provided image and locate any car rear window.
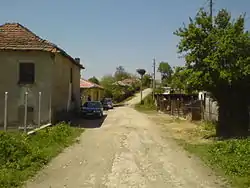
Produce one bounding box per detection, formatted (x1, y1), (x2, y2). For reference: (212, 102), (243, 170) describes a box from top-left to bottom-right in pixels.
(83, 102), (102, 108)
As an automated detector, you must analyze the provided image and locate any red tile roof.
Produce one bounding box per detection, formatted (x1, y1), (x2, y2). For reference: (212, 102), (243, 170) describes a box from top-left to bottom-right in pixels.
(121, 78), (139, 85)
(0, 23), (84, 69)
(80, 79), (104, 89)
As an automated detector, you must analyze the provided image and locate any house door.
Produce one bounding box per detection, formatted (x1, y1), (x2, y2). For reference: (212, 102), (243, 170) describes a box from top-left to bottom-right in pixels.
(96, 90), (99, 101)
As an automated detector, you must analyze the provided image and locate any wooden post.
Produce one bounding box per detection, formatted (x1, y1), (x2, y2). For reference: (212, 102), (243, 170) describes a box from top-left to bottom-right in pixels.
(171, 100), (173, 115)
(191, 96), (194, 120)
(208, 97), (211, 121)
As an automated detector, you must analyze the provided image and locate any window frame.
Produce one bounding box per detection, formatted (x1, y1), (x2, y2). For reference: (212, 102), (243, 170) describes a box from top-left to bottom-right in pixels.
(18, 61), (35, 85)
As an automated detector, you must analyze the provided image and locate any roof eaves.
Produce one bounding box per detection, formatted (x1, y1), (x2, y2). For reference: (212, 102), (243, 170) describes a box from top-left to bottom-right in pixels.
(0, 23), (84, 69)
(44, 39), (84, 69)
(56, 48), (85, 69)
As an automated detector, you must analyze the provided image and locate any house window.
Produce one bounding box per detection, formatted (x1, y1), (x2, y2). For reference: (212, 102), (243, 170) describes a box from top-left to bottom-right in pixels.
(19, 63), (35, 84)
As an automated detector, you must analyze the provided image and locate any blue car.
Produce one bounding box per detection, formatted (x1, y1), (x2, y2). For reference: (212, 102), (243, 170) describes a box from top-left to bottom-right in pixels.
(102, 98), (114, 110)
(81, 101), (104, 118)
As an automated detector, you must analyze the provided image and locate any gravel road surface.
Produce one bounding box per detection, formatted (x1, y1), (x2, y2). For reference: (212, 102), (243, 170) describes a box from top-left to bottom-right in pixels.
(25, 89), (225, 188)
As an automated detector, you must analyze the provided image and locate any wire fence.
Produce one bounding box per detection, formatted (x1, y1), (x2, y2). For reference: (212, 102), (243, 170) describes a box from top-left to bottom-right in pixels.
(156, 95), (250, 129)
(156, 97), (203, 121)
(203, 97), (218, 122)
(0, 91), (52, 133)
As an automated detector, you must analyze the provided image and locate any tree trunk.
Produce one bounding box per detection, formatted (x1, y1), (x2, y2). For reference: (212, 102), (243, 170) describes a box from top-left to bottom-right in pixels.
(217, 95), (250, 138)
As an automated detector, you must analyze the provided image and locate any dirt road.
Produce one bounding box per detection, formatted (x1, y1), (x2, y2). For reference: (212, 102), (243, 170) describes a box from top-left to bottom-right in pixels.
(125, 88), (152, 106)
(25, 90), (225, 188)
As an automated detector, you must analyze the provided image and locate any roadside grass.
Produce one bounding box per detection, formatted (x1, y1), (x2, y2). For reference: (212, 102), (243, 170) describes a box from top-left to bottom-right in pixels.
(134, 94), (156, 113)
(123, 94), (135, 102)
(0, 123), (83, 188)
(136, 100), (250, 188)
(114, 94), (135, 106)
(180, 137), (250, 188)
(172, 121), (250, 188)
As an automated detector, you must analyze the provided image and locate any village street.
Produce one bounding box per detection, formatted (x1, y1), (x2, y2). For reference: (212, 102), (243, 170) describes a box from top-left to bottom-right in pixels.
(25, 89), (225, 188)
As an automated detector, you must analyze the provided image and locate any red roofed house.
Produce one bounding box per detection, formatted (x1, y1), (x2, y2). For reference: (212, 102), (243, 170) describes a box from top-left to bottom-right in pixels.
(0, 23), (84, 128)
(80, 79), (104, 103)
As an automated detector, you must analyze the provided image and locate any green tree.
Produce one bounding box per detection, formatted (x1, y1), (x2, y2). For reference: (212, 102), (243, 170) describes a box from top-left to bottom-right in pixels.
(100, 75), (115, 98)
(170, 66), (190, 93)
(114, 66), (130, 81)
(174, 9), (250, 137)
(142, 74), (152, 88)
(157, 62), (173, 85)
(88, 76), (100, 85)
(100, 75), (115, 86)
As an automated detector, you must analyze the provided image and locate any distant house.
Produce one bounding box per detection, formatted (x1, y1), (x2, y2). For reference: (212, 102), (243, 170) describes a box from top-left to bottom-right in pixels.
(121, 78), (139, 86)
(0, 23), (84, 127)
(80, 79), (104, 102)
(113, 78), (140, 87)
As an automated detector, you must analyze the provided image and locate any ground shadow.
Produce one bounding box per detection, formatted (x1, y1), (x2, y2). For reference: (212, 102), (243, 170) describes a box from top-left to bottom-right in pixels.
(113, 103), (127, 107)
(69, 114), (107, 129)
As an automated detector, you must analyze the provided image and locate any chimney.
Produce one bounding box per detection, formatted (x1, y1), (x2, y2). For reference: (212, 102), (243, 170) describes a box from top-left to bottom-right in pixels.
(75, 58), (80, 64)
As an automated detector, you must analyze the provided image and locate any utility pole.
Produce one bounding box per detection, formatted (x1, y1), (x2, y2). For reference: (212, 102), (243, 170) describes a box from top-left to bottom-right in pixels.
(209, 0), (213, 20)
(153, 58), (156, 100)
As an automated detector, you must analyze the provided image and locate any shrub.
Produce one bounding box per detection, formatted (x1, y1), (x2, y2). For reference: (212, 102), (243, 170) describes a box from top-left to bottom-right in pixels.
(0, 123), (82, 188)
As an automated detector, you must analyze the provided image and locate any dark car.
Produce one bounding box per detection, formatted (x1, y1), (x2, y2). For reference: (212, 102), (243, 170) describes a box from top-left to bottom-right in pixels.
(81, 101), (104, 118)
(102, 98), (113, 110)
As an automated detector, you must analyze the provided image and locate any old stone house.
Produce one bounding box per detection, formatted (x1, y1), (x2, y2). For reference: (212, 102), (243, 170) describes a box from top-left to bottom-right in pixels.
(0, 23), (84, 128)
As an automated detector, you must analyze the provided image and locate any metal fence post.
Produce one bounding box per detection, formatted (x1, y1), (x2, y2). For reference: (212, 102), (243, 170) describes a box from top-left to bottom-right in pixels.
(38, 92), (41, 128)
(49, 94), (52, 124)
(4, 92), (8, 131)
(24, 92), (28, 133)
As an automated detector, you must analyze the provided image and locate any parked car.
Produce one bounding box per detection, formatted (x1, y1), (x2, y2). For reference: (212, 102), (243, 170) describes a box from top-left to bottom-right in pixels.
(81, 101), (104, 118)
(102, 98), (113, 110)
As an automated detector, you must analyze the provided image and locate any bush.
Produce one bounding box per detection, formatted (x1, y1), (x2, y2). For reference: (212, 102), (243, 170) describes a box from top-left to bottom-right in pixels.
(111, 85), (141, 103)
(0, 123), (83, 188)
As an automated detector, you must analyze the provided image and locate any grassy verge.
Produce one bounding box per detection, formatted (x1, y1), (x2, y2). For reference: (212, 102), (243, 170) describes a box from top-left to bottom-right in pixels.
(135, 96), (250, 187)
(176, 122), (250, 188)
(114, 94), (135, 106)
(134, 94), (156, 113)
(0, 123), (83, 188)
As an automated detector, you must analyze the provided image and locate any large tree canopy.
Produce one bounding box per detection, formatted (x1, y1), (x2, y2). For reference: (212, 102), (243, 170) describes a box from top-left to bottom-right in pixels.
(174, 9), (250, 137)
(170, 66), (190, 93)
